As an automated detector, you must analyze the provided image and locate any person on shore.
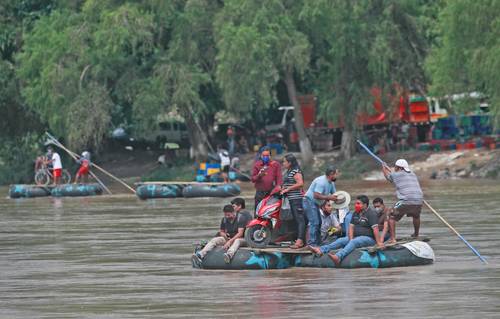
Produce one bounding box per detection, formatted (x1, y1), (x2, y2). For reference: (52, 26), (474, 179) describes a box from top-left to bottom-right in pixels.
(46, 146), (63, 186)
(319, 200), (341, 244)
(382, 159), (423, 243)
(217, 145), (231, 183)
(308, 195), (384, 266)
(251, 148), (282, 211)
(280, 153), (306, 249)
(373, 197), (390, 242)
(193, 203), (252, 264)
(74, 151), (91, 184)
(303, 166), (339, 246)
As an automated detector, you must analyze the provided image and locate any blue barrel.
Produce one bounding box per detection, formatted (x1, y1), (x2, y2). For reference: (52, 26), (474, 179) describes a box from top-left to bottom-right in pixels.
(51, 183), (103, 197)
(136, 184), (183, 199)
(9, 185), (51, 198)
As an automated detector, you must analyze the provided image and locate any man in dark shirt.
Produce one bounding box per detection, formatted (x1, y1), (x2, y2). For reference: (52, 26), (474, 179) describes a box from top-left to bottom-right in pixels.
(194, 202), (252, 264)
(373, 197), (390, 242)
(308, 195), (384, 266)
(251, 148), (282, 211)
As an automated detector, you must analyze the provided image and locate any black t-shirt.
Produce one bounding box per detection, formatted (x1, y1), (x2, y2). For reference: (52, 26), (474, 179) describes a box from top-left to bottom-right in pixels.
(350, 208), (378, 238)
(220, 210), (253, 238)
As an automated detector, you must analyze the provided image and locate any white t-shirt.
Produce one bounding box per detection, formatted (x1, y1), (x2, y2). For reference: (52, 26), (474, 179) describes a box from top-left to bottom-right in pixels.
(52, 153), (62, 169)
(219, 150), (230, 167)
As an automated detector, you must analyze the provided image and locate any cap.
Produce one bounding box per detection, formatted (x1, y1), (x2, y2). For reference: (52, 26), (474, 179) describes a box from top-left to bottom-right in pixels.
(395, 159), (411, 172)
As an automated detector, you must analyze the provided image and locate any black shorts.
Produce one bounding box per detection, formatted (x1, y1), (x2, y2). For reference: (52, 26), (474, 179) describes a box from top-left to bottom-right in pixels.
(221, 165), (229, 173)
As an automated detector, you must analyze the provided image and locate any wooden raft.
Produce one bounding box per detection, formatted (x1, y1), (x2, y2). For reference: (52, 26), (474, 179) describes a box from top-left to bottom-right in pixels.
(241, 236), (431, 255)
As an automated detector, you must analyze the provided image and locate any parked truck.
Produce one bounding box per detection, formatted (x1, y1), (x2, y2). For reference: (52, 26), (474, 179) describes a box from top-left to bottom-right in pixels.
(266, 89), (434, 151)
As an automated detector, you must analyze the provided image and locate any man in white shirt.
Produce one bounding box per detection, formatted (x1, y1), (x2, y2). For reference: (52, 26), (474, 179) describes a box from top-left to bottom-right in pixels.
(47, 146), (63, 185)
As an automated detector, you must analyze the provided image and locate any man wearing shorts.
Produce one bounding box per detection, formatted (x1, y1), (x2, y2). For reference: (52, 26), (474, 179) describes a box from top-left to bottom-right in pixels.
(382, 159), (423, 243)
(47, 146), (63, 185)
(74, 151), (91, 184)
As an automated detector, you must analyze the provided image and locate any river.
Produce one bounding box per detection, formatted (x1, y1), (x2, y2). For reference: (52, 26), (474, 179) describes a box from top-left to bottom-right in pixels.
(1, 180), (499, 318)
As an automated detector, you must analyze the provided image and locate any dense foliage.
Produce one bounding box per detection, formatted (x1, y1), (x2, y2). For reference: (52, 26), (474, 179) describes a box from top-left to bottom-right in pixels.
(0, 0), (498, 183)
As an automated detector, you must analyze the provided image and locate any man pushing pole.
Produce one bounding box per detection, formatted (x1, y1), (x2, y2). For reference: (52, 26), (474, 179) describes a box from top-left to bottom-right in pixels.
(357, 140), (488, 264)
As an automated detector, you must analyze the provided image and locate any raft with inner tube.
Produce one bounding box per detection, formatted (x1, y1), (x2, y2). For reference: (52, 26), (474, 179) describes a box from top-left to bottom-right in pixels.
(9, 183), (103, 198)
(135, 182), (241, 199)
(182, 183), (241, 198)
(136, 184), (183, 199)
(50, 183), (103, 197)
(9, 184), (51, 198)
(192, 240), (435, 270)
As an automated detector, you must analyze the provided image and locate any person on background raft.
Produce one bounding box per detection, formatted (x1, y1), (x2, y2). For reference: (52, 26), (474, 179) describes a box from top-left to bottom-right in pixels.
(46, 145), (63, 186)
(303, 166), (339, 246)
(280, 153), (306, 249)
(193, 203), (252, 264)
(308, 195), (384, 266)
(74, 151), (91, 184)
(251, 147), (282, 211)
(382, 159), (423, 243)
(373, 197), (391, 242)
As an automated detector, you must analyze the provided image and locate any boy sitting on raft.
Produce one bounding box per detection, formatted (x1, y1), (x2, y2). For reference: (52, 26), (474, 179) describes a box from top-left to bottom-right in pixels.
(194, 199), (252, 264)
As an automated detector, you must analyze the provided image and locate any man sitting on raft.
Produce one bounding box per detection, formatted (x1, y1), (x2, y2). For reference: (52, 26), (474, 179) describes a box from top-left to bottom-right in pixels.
(308, 195), (384, 266)
(193, 199), (252, 264)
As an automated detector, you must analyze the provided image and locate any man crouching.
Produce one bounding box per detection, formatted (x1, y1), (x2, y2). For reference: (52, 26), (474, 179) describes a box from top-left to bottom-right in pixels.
(194, 200), (252, 264)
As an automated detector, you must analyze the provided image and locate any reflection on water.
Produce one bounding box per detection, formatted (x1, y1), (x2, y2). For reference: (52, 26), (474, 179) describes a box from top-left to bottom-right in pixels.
(1, 180), (500, 318)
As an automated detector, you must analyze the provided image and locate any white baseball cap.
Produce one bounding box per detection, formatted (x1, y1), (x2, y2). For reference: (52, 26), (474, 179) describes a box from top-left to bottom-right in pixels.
(395, 159), (411, 172)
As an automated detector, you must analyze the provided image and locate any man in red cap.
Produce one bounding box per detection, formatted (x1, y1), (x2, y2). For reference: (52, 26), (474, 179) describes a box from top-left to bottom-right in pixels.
(251, 147), (282, 211)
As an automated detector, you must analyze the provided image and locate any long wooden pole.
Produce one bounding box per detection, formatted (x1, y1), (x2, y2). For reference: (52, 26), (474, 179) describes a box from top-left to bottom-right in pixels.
(46, 135), (112, 195)
(46, 133), (136, 194)
(356, 139), (488, 264)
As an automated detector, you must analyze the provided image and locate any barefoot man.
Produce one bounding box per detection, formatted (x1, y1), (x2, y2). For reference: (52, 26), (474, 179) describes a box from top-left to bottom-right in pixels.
(382, 159), (423, 243)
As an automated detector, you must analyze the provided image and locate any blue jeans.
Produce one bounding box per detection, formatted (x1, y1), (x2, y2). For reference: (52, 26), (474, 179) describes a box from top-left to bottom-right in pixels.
(320, 236), (350, 254)
(320, 236), (376, 261)
(303, 197), (321, 245)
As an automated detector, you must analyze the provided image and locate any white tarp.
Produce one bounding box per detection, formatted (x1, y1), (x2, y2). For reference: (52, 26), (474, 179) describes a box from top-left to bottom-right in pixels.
(402, 241), (435, 260)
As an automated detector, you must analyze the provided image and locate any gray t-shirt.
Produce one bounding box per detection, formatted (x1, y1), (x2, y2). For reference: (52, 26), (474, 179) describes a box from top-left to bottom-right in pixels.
(388, 171), (423, 205)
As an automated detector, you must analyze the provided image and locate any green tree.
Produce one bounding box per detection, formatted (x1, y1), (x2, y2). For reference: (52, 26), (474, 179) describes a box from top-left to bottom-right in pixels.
(215, 0), (313, 164)
(426, 0), (500, 123)
(301, 0), (428, 158)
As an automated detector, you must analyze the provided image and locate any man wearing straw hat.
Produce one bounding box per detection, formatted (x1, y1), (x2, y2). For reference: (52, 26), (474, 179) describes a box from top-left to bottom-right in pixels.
(382, 159), (423, 243)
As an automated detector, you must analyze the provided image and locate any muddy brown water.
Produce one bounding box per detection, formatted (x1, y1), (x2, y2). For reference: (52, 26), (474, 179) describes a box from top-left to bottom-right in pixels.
(1, 180), (500, 318)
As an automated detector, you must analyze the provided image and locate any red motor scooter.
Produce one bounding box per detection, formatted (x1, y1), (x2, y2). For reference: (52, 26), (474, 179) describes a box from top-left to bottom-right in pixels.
(244, 188), (297, 248)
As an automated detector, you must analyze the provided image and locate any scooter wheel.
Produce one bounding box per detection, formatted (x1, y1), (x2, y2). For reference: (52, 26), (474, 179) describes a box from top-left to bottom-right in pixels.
(244, 225), (271, 248)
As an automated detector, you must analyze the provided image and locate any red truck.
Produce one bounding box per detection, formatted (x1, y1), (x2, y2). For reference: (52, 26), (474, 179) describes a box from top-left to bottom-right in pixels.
(268, 90), (432, 150)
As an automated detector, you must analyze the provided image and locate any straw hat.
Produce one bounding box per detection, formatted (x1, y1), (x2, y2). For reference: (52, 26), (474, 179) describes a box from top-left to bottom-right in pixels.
(331, 191), (351, 209)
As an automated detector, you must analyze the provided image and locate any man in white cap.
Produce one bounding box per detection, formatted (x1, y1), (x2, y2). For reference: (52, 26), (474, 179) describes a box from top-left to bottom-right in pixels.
(382, 159), (423, 243)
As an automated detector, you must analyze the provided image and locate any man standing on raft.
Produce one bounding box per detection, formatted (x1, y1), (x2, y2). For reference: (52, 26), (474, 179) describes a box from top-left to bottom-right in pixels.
(382, 159), (423, 243)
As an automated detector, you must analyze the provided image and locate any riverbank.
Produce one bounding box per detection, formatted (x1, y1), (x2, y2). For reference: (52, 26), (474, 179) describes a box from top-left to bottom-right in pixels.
(91, 147), (499, 193)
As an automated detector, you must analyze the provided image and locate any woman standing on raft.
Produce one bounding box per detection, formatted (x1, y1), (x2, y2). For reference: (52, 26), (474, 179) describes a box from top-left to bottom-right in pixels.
(281, 154), (306, 249)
